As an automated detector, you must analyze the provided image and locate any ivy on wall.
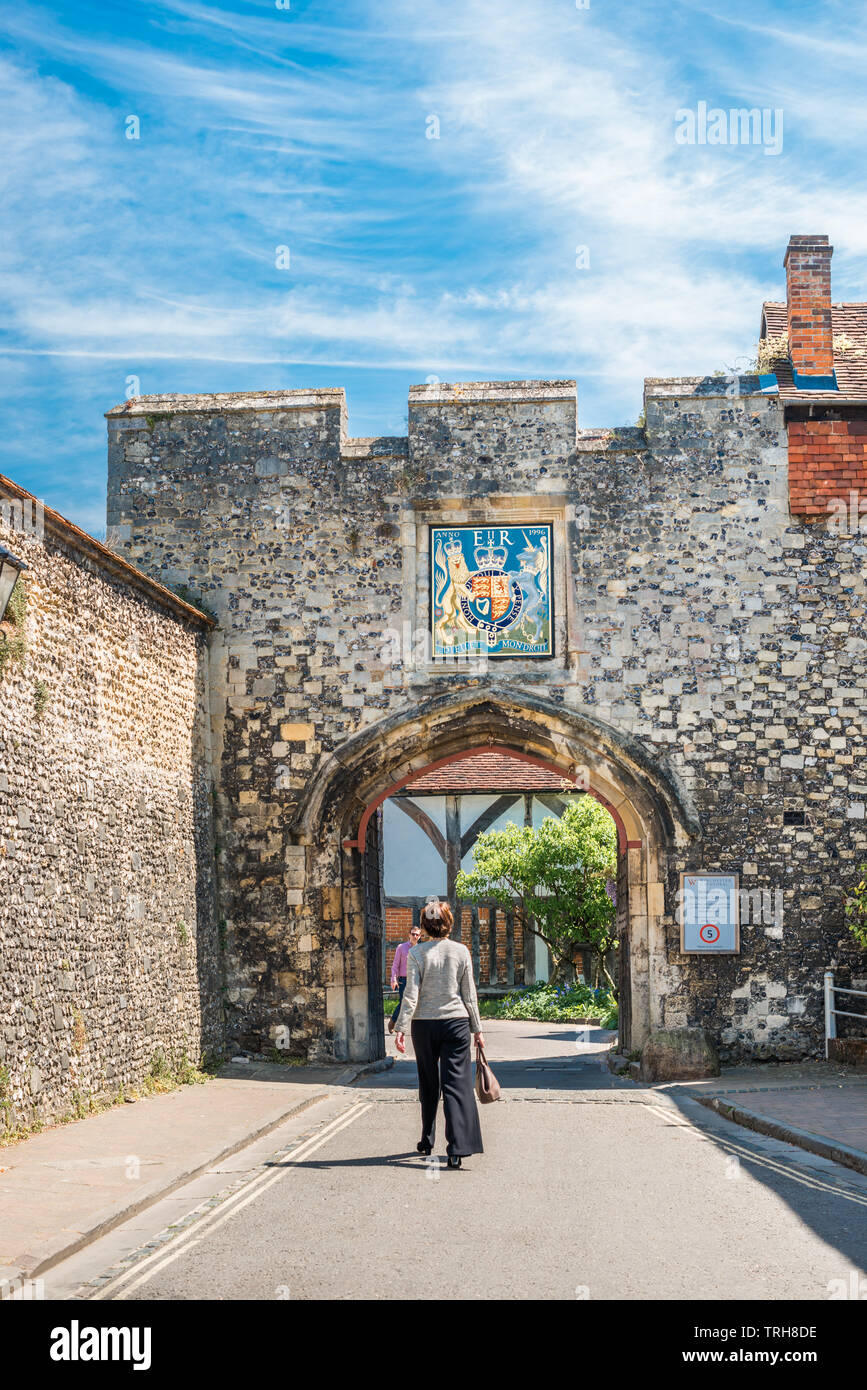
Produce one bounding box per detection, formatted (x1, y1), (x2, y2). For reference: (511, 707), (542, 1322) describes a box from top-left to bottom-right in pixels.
(0, 578), (27, 678)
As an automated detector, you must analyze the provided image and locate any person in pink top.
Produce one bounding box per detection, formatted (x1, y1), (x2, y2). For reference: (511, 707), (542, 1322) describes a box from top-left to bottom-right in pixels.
(388, 923), (422, 1034)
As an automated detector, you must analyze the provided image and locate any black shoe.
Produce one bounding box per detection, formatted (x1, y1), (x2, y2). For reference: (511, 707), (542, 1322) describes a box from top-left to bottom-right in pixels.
(447, 1155), (462, 1169)
(417, 1141), (432, 1155)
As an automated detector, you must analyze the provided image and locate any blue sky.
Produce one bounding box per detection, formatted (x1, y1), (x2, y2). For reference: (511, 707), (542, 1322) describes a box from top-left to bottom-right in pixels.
(2, 0), (866, 535)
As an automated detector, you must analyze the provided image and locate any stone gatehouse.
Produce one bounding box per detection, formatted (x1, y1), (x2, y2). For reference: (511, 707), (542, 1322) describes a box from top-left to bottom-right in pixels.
(3, 233), (866, 1117)
(99, 233), (867, 1067)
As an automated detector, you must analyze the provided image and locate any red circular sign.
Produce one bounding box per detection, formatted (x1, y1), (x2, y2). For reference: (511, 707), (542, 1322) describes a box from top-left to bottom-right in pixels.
(699, 923), (721, 944)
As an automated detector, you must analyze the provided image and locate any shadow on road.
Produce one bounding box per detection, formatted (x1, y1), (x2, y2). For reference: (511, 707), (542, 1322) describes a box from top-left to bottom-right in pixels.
(650, 1089), (867, 1289)
(367, 1057), (625, 1091)
(369, 1019), (867, 1286)
(266, 1153), (436, 1170)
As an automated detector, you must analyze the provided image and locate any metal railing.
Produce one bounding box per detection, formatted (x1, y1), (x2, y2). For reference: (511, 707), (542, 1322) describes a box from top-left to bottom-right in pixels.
(824, 970), (867, 1058)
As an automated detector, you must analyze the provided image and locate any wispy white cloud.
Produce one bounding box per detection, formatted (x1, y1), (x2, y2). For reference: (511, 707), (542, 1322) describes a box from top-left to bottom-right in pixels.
(690, 2), (867, 65)
(2, 0), (867, 528)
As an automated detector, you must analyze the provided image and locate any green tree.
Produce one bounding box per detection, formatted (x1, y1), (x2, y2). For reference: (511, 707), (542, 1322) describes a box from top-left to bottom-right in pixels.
(846, 865), (867, 950)
(456, 796), (619, 991)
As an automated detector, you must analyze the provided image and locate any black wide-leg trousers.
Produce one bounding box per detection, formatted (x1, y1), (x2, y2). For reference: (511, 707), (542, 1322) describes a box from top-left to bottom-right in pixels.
(411, 1017), (484, 1157)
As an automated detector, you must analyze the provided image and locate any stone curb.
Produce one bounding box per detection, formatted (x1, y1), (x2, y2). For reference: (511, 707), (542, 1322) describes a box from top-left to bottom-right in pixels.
(695, 1094), (867, 1178)
(344, 1056), (394, 1084)
(3, 1058), (395, 1285)
(4, 1084), (355, 1287)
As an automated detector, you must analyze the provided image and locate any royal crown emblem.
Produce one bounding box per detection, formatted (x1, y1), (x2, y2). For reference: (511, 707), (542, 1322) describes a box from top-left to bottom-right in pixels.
(473, 541), (508, 570)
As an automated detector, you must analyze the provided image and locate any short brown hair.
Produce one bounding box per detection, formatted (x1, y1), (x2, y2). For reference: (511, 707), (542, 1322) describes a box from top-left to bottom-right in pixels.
(421, 899), (454, 938)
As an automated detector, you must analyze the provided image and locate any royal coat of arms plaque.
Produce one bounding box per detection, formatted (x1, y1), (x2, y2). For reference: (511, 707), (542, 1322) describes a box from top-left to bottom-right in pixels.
(430, 523), (554, 658)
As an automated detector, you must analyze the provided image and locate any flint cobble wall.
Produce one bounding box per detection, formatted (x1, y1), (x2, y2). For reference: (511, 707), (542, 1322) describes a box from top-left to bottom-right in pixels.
(105, 379), (867, 1062)
(576, 387), (867, 1055)
(0, 498), (222, 1130)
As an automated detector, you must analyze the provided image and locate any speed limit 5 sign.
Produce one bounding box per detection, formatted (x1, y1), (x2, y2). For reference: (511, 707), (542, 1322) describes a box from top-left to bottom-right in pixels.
(679, 872), (740, 953)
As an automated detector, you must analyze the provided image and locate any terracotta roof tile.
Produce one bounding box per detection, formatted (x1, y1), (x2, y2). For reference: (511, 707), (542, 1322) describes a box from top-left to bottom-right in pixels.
(405, 752), (570, 792)
(761, 302), (867, 400)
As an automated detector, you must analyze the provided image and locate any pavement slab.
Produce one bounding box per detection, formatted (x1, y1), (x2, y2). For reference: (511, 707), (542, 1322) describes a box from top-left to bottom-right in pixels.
(700, 1086), (867, 1151)
(0, 1061), (384, 1285)
(659, 1060), (867, 1175)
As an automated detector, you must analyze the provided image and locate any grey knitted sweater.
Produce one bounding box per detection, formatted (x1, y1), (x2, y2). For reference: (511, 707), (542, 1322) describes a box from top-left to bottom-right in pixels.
(394, 938), (482, 1034)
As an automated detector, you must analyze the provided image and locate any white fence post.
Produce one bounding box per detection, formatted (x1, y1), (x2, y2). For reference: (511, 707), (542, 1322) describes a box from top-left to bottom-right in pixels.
(824, 969), (836, 1059)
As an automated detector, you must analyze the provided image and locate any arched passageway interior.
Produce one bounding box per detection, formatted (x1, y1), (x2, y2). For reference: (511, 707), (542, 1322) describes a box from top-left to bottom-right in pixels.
(289, 687), (698, 1063)
(379, 747), (620, 998)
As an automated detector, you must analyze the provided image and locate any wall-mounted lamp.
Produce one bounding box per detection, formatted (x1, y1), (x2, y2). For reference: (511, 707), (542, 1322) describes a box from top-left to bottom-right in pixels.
(0, 546), (27, 634)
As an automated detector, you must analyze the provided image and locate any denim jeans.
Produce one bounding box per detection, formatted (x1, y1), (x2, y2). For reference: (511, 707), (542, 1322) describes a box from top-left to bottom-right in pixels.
(391, 975), (406, 1023)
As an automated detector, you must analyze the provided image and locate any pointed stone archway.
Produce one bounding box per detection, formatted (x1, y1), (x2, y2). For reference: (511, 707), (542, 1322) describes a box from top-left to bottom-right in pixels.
(290, 685), (701, 1062)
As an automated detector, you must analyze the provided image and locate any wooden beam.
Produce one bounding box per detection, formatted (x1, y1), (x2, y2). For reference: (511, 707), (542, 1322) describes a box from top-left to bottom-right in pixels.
(445, 795), (461, 904)
(459, 793), (522, 859)
(390, 796), (447, 860)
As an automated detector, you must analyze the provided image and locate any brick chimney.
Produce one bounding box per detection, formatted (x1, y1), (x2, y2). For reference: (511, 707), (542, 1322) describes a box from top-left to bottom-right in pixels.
(784, 234), (835, 385)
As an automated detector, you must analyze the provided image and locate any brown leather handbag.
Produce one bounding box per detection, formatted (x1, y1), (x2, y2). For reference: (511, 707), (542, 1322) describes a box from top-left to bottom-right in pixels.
(475, 1044), (502, 1103)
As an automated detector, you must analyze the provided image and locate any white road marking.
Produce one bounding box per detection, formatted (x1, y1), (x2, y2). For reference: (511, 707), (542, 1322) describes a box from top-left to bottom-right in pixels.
(90, 1102), (372, 1301)
(644, 1102), (867, 1206)
(645, 1103), (707, 1137)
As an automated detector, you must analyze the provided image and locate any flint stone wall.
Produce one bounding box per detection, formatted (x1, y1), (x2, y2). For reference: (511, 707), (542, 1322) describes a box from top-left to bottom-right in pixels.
(105, 378), (867, 1062)
(0, 496), (221, 1129)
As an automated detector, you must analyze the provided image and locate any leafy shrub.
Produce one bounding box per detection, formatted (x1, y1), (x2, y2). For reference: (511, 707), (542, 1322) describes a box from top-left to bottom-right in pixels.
(456, 797), (619, 992)
(479, 981), (618, 1029)
(0, 578), (27, 678)
(846, 866), (867, 950)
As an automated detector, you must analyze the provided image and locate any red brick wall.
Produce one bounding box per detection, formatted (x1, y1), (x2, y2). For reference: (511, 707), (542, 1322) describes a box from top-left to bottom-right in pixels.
(384, 904), (525, 988)
(468, 905), (525, 987)
(788, 419), (867, 519)
(385, 906), (414, 985)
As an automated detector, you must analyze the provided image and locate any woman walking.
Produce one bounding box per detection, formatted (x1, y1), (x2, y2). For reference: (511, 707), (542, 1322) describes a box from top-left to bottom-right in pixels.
(393, 898), (485, 1169)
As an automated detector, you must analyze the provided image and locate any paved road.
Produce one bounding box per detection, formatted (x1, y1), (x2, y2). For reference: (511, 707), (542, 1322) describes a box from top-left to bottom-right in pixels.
(44, 1022), (867, 1302)
(380, 1017), (622, 1094)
